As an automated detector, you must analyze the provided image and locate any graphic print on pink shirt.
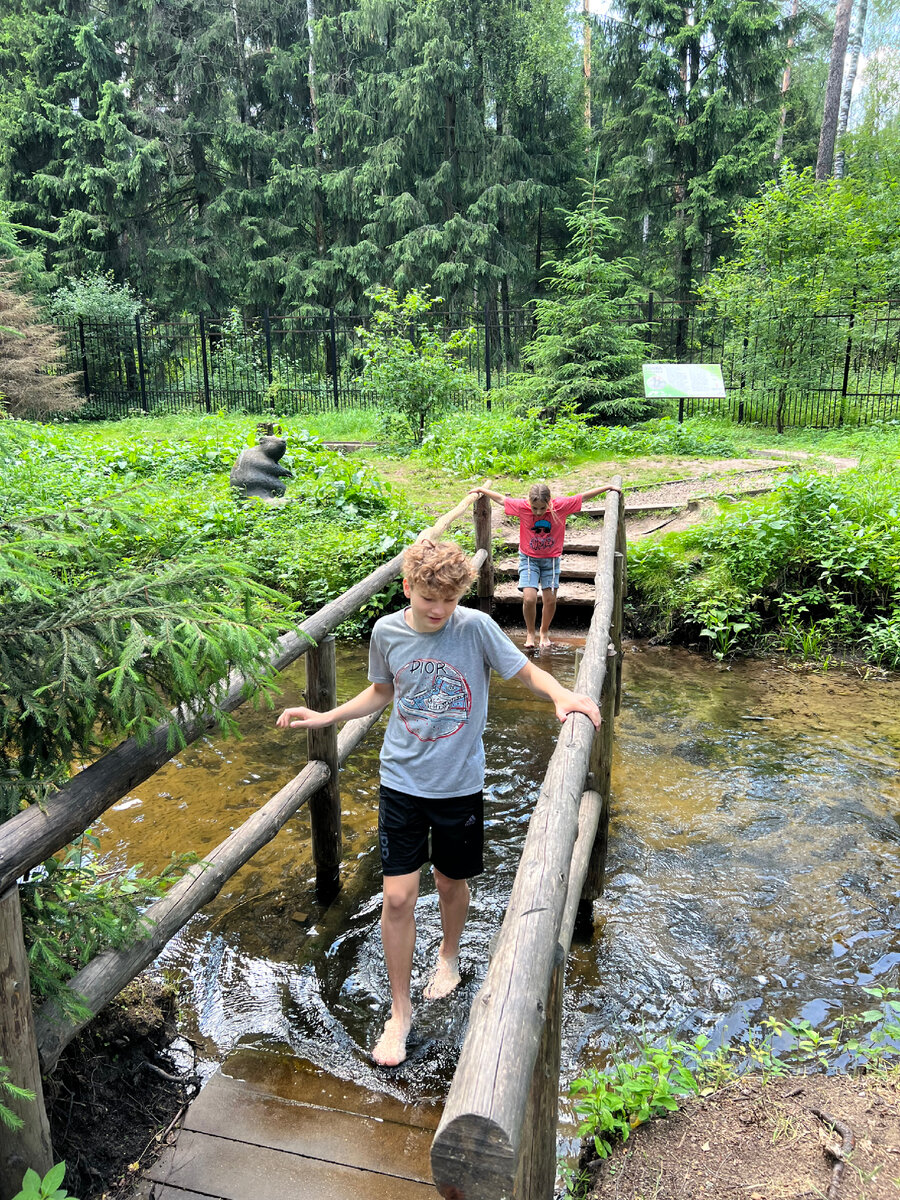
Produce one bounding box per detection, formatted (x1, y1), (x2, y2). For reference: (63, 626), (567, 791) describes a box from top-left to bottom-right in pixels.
(503, 495), (583, 557)
(395, 658), (472, 741)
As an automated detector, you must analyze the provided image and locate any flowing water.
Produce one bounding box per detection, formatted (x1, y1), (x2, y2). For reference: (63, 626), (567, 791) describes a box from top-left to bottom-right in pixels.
(95, 640), (900, 1119)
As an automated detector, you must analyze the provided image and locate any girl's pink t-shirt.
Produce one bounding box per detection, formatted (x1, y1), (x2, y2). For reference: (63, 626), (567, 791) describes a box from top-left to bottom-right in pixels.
(503, 495), (583, 558)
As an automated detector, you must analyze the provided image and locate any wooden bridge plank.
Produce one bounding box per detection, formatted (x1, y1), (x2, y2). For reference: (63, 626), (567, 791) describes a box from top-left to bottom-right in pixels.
(183, 1074), (433, 1182)
(147, 1130), (437, 1200)
(221, 1048), (441, 1130)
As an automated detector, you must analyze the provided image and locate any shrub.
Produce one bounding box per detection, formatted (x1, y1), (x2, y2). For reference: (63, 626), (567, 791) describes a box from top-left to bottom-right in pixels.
(357, 288), (478, 444)
(0, 267), (83, 418)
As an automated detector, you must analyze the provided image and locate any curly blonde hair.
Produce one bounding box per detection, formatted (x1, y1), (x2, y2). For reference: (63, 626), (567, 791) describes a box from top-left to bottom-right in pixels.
(403, 540), (475, 597)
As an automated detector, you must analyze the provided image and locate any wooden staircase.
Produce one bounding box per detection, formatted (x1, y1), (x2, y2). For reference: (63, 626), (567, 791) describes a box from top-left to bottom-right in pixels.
(491, 498), (698, 606)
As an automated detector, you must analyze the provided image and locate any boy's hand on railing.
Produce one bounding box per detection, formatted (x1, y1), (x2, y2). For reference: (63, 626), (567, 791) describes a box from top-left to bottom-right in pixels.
(275, 706), (332, 729)
(555, 692), (601, 729)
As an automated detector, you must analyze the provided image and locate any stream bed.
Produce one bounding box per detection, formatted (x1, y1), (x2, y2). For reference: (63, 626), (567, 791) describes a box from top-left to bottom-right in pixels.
(95, 640), (900, 1122)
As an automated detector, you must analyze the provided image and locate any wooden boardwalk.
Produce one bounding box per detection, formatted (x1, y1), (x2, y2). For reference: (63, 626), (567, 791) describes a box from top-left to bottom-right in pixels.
(136, 1049), (441, 1200)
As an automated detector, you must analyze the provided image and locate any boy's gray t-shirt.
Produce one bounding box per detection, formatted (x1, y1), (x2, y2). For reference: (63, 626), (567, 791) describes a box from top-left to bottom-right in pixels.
(368, 606), (528, 798)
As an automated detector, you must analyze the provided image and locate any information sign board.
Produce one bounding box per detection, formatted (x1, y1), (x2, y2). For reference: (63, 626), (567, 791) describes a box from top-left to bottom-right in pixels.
(642, 363), (726, 399)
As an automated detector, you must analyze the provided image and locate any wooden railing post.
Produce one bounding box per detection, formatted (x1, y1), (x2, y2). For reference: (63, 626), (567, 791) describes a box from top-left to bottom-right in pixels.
(514, 945), (564, 1200)
(613, 492), (627, 716)
(305, 636), (342, 904)
(474, 492), (494, 613)
(0, 887), (53, 1196)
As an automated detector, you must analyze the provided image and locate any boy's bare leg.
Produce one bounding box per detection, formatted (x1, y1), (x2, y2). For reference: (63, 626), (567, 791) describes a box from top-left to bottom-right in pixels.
(374, 871), (419, 1066)
(424, 868), (469, 1000)
(522, 587), (538, 648)
(539, 587), (557, 647)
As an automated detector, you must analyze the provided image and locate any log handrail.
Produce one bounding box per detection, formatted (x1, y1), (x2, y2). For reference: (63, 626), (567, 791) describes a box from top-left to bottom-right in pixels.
(33, 708), (386, 1071)
(0, 490), (486, 896)
(431, 482), (625, 1200)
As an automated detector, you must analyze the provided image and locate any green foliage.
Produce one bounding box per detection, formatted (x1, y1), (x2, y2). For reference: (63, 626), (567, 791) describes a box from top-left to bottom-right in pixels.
(0, 1058), (35, 1132)
(49, 274), (144, 323)
(0, 416), (420, 814)
(19, 833), (196, 1019)
(419, 411), (739, 477)
(590, 0), (797, 297)
(571, 990), (900, 1161)
(628, 469), (900, 661)
(518, 175), (648, 421)
(12, 1162), (78, 1200)
(357, 288), (478, 444)
(700, 166), (900, 430)
(571, 1037), (706, 1159)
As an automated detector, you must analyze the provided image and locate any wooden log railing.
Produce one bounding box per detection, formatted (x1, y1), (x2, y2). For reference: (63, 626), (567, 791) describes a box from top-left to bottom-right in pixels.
(431, 481), (626, 1200)
(0, 488), (486, 1198)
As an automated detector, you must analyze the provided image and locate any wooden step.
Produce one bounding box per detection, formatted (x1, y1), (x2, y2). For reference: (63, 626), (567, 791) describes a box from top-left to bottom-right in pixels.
(493, 580), (597, 605)
(495, 553), (599, 581)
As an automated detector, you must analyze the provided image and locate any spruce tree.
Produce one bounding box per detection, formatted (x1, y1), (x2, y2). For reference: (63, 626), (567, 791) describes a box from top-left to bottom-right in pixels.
(519, 178), (647, 420)
(590, 0), (798, 297)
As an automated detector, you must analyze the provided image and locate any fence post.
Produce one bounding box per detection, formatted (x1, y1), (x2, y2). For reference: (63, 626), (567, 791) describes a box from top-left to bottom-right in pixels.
(840, 295), (856, 426)
(0, 887), (54, 1196)
(305, 636), (342, 904)
(484, 301), (492, 403)
(198, 313), (212, 413)
(263, 307), (274, 401)
(77, 318), (91, 400)
(329, 308), (340, 410)
(134, 314), (149, 414)
(474, 493), (494, 613)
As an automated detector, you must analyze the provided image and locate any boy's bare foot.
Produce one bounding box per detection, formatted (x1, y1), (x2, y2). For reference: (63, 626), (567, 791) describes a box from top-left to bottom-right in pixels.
(372, 1012), (410, 1066)
(424, 953), (461, 1000)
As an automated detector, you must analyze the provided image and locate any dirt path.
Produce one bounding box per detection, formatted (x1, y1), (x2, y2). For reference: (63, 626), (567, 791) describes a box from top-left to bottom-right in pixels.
(582, 1072), (900, 1200)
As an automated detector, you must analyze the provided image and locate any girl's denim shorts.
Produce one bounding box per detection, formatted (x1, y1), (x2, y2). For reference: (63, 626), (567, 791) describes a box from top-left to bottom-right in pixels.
(517, 552), (561, 591)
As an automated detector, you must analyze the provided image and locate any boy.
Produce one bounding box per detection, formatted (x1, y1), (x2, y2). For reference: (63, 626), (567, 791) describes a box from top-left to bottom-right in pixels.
(276, 540), (600, 1066)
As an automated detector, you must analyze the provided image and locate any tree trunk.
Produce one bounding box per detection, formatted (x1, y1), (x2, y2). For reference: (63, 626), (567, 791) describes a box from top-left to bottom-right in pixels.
(774, 0), (800, 162)
(816, 0), (854, 180)
(583, 0), (591, 129)
(834, 0), (868, 178)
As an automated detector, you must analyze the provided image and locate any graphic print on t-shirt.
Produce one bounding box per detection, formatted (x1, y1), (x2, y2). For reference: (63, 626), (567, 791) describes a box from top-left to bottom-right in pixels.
(395, 658), (472, 742)
(528, 516), (555, 555)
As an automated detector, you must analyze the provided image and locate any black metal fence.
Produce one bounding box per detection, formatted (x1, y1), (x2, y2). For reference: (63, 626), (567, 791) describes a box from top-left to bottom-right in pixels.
(55, 296), (900, 428)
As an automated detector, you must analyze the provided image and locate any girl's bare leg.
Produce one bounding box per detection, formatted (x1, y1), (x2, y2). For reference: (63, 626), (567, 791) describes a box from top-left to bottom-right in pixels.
(539, 587), (557, 647)
(522, 587), (538, 648)
(374, 871), (419, 1066)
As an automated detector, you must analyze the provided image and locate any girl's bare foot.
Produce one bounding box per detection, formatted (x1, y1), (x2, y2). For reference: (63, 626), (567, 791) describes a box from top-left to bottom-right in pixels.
(524, 637), (535, 649)
(372, 1012), (410, 1066)
(539, 633), (552, 648)
(423, 953), (461, 1000)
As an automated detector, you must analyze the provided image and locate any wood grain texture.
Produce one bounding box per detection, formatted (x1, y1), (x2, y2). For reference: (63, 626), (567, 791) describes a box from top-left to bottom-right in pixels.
(0, 887), (53, 1196)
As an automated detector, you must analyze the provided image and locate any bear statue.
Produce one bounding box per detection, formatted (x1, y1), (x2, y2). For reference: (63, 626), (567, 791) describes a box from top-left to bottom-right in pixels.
(229, 436), (292, 499)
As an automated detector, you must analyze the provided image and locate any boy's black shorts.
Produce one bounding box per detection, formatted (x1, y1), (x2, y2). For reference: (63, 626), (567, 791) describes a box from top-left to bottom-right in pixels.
(378, 784), (484, 879)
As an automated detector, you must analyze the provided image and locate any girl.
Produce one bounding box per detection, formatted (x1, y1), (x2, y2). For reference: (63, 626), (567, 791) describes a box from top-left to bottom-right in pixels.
(474, 482), (621, 649)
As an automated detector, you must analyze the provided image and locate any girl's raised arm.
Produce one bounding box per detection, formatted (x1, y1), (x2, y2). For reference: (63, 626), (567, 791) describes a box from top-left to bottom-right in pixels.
(581, 483), (623, 502)
(471, 486), (506, 503)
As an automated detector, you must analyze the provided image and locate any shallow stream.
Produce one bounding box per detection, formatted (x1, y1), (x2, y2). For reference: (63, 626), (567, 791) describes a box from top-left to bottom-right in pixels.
(96, 641), (900, 1120)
